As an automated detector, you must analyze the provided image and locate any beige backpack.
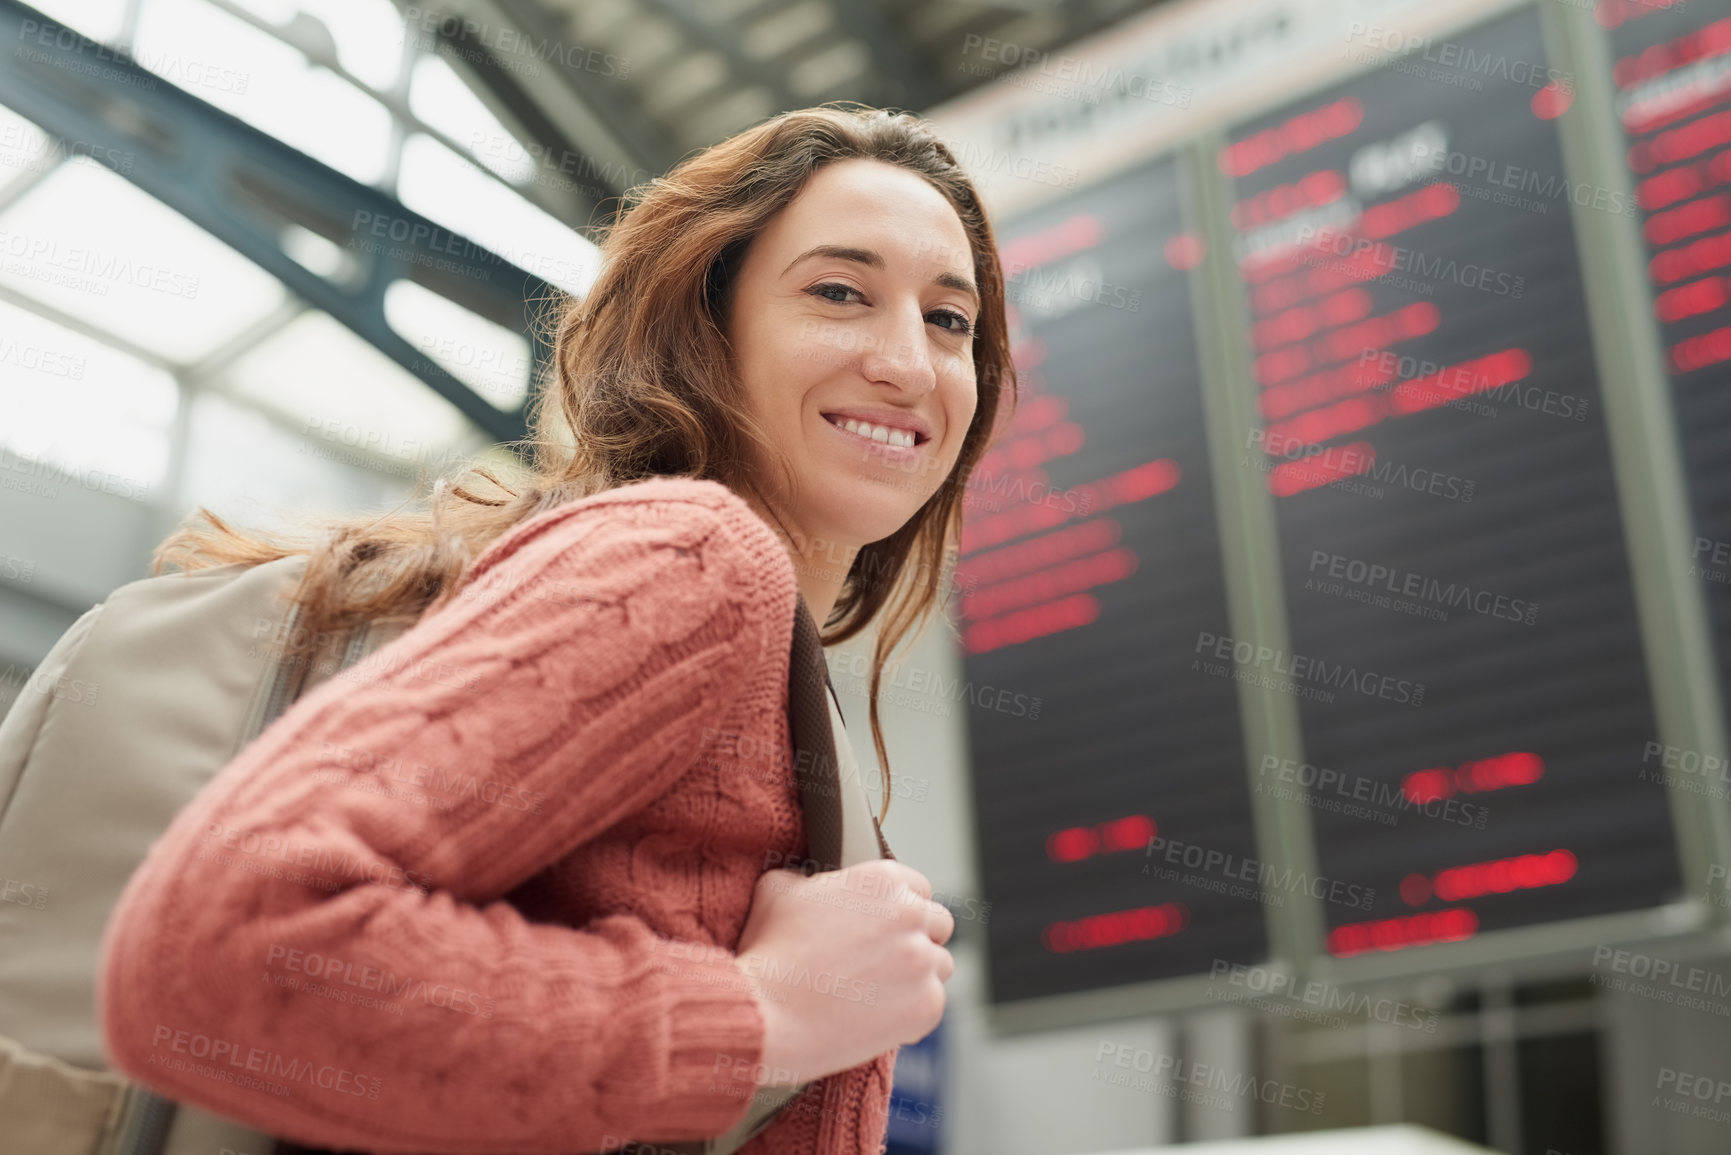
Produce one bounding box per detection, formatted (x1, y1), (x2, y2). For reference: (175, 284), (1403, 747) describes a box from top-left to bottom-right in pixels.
(0, 554), (409, 1155)
(0, 549), (883, 1155)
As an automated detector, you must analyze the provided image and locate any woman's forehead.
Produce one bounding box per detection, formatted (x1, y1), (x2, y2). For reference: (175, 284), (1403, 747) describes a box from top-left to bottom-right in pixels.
(764, 160), (975, 275)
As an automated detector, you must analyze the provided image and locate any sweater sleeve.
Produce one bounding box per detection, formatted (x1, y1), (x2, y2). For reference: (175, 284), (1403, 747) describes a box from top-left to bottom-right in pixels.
(96, 478), (790, 1154)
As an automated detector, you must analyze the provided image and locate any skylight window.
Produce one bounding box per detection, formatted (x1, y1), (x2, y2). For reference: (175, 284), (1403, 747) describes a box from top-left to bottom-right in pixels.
(0, 161), (286, 362)
(398, 133), (602, 298)
(133, 0), (395, 184)
(0, 297), (178, 496)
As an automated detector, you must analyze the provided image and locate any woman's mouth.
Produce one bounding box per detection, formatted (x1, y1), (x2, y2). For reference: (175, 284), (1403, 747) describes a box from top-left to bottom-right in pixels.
(821, 412), (929, 450)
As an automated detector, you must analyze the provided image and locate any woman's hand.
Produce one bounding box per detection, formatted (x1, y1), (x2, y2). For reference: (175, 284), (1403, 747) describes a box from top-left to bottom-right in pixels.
(728, 860), (955, 1086)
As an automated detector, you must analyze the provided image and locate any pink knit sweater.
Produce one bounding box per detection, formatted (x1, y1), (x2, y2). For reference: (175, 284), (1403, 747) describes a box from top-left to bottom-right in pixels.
(96, 477), (896, 1155)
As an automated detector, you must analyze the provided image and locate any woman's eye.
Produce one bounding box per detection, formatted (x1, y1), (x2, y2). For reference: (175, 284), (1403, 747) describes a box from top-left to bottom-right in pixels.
(807, 282), (863, 305)
(929, 309), (974, 336)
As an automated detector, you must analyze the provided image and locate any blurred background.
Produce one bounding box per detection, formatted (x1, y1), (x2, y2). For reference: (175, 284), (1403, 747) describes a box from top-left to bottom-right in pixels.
(3, 0), (1731, 1152)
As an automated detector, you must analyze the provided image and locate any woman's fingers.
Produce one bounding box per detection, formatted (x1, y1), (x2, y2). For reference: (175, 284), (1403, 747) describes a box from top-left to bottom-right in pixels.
(925, 900), (956, 946)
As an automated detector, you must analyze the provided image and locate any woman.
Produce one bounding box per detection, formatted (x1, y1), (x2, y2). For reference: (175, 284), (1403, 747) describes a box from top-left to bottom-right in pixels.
(96, 103), (1015, 1155)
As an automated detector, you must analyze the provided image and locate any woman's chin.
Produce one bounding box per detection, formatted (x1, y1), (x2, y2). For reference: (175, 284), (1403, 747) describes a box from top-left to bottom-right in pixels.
(811, 482), (930, 547)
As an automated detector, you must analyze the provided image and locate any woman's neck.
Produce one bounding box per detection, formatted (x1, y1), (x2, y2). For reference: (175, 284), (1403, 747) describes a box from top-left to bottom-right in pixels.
(733, 489), (857, 627)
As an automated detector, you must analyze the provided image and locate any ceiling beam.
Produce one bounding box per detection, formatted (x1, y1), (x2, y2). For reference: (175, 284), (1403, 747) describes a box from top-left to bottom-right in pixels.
(0, 0), (555, 446)
(431, 0), (684, 183)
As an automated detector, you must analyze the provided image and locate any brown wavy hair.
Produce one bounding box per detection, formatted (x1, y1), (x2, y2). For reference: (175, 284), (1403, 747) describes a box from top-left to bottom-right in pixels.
(153, 103), (1016, 824)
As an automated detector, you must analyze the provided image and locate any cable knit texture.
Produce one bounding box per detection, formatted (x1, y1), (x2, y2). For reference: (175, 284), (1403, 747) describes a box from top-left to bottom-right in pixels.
(95, 476), (896, 1155)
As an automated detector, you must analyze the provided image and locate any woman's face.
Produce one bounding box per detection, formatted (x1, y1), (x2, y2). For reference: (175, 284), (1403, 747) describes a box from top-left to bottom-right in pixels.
(727, 157), (980, 558)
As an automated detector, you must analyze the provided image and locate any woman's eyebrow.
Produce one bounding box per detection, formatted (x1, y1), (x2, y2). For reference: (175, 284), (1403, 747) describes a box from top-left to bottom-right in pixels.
(935, 269), (981, 305)
(784, 244), (881, 274)
(784, 244), (981, 305)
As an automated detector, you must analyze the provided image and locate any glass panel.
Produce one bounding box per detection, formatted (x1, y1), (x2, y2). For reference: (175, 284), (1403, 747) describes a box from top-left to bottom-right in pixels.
(222, 0), (405, 89)
(220, 0), (294, 19)
(398, 133), (602, 298)
(132, 0), (394, 185)
(279, 221), (362, 286)
(383, 279), (531, 411)
(0, 107), (60, 201)
(14, 0), (130, 44)
(410, 53), (535, 184)
(218, 309), (477, 472)
(0, 298), (178, 501)
(293, 0), (405, 92)
(179, 390), (413, 530)
(0, 161), (286, 362)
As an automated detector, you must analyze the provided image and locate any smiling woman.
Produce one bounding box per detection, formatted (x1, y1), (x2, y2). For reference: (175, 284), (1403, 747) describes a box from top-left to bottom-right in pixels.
(153, 102), (1018, 825)
(92, 104), (1016, 1155)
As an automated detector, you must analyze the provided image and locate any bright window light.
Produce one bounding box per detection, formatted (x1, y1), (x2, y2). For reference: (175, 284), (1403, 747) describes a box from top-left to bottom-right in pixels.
(202, 0), (404, 91)
(399, 133), (601, 298)
(0, 161), (286, 363)
(0, 298), (178, 500)
(14, 0), (130, 44)
(180, 389), (414, 530)
(279, 222), (362, 286)
(133, 0), (395, 185)
(410, 53), (537, 184)
(383, 279), (533, 411)
(218, 309), (478, 468)
(293, 0), (405, 91)
(0, 108), (61, 201)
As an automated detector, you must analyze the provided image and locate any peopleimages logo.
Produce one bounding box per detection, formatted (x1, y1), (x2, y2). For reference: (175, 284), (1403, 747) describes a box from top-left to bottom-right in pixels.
(1655, 1066), (1731, 1126)
(264, 944), (494, 1018)
(198, 823), (432, 895)
(1306, 549), (1539, 625)
(1248, 430), (1476, 504)
(398, 7), (632, 79)
(824, 650), (1043, 720)
(649, 937), (879, 1006)
(957, 34), (1192, 110)
(0, 874), (48, 911)
(1343, 23), (1574, 93)
(1257, 755), (1488, 829)
(1290, 227), (1527, 299)
(316, 740), (546, 815)
(1593, 945), (1731, 1002)
(1207, 960), (1439, 1032)
(1092, 1041), (1325, 1114)
(0, 225), (200, 298)
(1144, 834), (1376, 912)
(147, 1024), (382, 1101)
(1193, 631), (1426, 707)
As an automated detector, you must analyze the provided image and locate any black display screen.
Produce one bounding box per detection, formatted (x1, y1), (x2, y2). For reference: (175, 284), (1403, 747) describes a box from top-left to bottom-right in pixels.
(958, 154), (1267, 1004)
(1606, 6), (1731, 763)
(1223, 5), (1680, 959)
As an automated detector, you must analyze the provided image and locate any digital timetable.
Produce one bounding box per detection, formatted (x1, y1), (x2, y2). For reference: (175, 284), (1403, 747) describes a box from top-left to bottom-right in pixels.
(1223, 4), (1679, 956)
(956, 153), (1266, 1005)
(953, 1), (1708, 1010)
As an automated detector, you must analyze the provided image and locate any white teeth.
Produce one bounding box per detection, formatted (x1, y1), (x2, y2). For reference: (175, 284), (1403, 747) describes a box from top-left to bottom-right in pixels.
(831, 416), (918, 448)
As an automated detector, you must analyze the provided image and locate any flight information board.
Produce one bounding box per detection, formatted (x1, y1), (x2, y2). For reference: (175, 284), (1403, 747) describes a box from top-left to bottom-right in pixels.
(958, 153), (1267, 1004)
(1224, 5), (1680, 960)
(1605, 6), (1731, 758)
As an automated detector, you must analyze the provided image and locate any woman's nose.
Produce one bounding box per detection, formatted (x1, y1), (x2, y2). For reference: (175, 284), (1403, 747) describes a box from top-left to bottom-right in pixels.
(860, 306), (937, 395)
